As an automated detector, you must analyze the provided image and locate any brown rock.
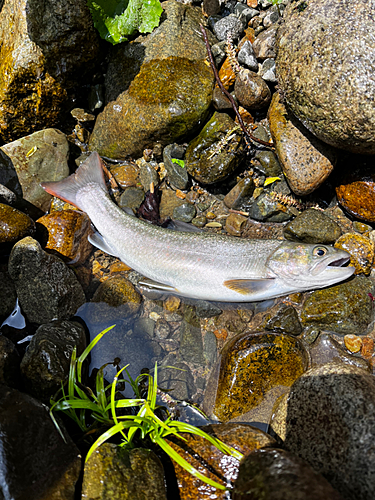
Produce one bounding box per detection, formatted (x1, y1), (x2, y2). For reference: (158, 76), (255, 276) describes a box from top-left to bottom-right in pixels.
(218, 56), (238, 90)
(268, 93), (337, 195)
(344, 334), (362, 354)
(110, 163), (139, 189)
(37, 209), (92, 265)
(225, 213), (248, 236)
(0, 204), (36, 254)
(336, 169), (375, 223)
(334, 232), (374, 276)
(234, 69), (271, 110)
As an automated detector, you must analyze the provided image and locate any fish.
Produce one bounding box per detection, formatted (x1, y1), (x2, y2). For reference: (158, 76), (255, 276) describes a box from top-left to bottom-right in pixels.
(41, 152), (355, 302)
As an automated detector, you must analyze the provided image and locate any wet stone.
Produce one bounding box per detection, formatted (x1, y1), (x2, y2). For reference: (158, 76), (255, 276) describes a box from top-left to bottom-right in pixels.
(208, 332), (309, 422)
(234, 69), (271, 110)
(334, 232), (374, 276)
(224, 177), (255, 210)
(159, 188), (185, 219)
(185, 112), (245, 184)
(252, 24), (278, 60)
(168, 423), (276, 500)
(20, 320), (86, 402)
(8, 237), (85, 325)
(204, 331), (217, 366)
(212, 86), (233, 110)
(0, 336), (21, 388)
(0, 204), (36, 254)
(173, 203), (196, 223)
(119, 187), (145, 211)
(283, 209), (342, 244)
(0, 385), (81, 500)
(248, 192), (293, 222)
(281, 362), (375, 500)
(0, 270), (17, 324)
(110, 163), (139, 189)
(163, 143), (188, 190)
(225, 213), (248, 236)
(233, 448), (344, 500)
(301, 276), (375, 335)
(344, 334), (362, 354)
(36, 209), (92, 265)
(265, 304), (302, 335)
(179, 306), (205, 365)
(254, 150), (282, 177)
(139, 162), (160, 192)
(237, 40), (259, 71)
(336, 167), (375, 223)
(158, 362), (196, 401)
(268, 93), (336, 196)
(82, 444), (167, 500)
(195, 300), (222, 318)
(192, 215), (207, 228)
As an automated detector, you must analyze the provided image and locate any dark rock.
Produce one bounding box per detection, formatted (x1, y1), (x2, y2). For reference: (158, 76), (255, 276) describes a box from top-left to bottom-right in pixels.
(89, 1), (216, 159)
(173, 203), (196, 223)
(82, 444), (167, 500)
(0, 270), (17, 324)
(0, 384), (81, 499)
(268, 93), (337, 196)
(233, 448), (344, 500)
(8, 236), (85, 324)
(0, 0), (100, 141)
(283, 209), (342, 244)
(20, 320), (86, 401)
(248, 192), (294, 222)
(206, 332), (309, 422)
(179, 305), (205, 365)
(1, 129), (70, 211)
(119, 187), (145, 211)
(282, 362), (375, 500)
(0, 336), (21, 388)
(0, 149), (22, 197)
(203, 331), (217, 366)
(158, 362), (196, 400)
(36, 209), (92, 265)
(224, 177), (255, 210)
(163, 144), (189, 190)
(212, 86), (233, 110)
(225, 213), (248, 236)
(234, 69), (271, 110)
(139, 162), (160, 192)
(185, 112), (245, 184)
(0, 204), (36, 255)
(195, 300), (222, 318)
(265, 304), (302, 335)
(276, 0), (375, 154)
(300, 275), (375, 335)
(254, 150), (282, 177)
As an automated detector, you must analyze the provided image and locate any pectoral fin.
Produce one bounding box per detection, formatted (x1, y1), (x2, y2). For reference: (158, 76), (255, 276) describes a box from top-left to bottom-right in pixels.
(224, 278), (275, 296)
(138, 277), (179, 293)
(88, 231), (119, 257)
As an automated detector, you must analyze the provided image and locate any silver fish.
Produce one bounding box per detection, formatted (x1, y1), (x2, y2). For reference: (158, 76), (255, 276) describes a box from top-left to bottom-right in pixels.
(41, 152), (354, 302)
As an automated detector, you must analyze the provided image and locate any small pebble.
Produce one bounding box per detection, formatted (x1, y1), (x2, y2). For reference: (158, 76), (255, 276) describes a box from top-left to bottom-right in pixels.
(225, 213), (248, 236)
(206, 211), (216, 219)
(192, 216), (207, 228)
(173, 203), (196, 223)
(205, 221), (222, 228)
(164, 295), (181, 313)
(213, 329), (228, 341)
(361, 337), (374, 359)
(344, 334), (362, 353)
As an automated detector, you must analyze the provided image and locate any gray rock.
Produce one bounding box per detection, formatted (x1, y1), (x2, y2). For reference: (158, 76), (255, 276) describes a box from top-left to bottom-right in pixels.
(283, 209), (342, 244)
(139, 162), (160, 192)
(163, 144), (189, 190)
(235, 69), (271, 110)
(82, 445), (167, 500)
(195, 300), (222, 318)
(0, 385), (81, 499)
(213, 14), (245, 41)
(276, 0), (375, 153)
(249, 192), (293, 222)
(265, 304), (302, 335)
(119, 187), (145, 211)
(0, 0), (100, 141)
(282, 362), (375, 500)
(211, 41), (227, 67)
(173, 203), (196, 223)
(203, 331), (217, 366)
(20, 320), (86, 402)
(179, 306), (205, 365)
(158, 361), (196, 400)
(258, 58), (277, 83)
(252, 24), (278, 60)
(235, 5), (260, 25)
(1, 129), (70, 212)
(238, 40), (259, 71)
(8, 237), (85, 324)
(254, 150), (282, 177)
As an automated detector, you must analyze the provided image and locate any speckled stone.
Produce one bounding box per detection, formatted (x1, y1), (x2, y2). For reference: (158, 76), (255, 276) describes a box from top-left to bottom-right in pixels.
(276, 0), (375, 154)
(336, 168), (375, 223)
(234, 69), (271, 110)
(283, 208), (342, 244)
(268, 93), (337, 196)
(233, 448), (344, 500)
(300, 276), (374, 335)
(167, 423), (276, 500)
(281, 362), (375, 500)
(334, 232), (374, 276)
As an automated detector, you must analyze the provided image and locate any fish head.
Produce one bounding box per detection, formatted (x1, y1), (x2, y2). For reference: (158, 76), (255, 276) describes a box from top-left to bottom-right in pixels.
(267, 241), (355, 292)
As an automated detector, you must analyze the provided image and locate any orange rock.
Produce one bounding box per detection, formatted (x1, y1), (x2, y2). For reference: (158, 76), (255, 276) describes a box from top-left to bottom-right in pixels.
(344, 334), (362, 353)
(37, 209), (92, 265)
(218, 57), (237, 90)
(109, 261), (132, 273)
(247, 0), (258, 9)
(361, 337), (374, 359)
(164, 295), (181, 312)
(175, 189), (186, 200)
(239, 27), (256, 47)
(334, 232), (374, 276)
(336, 172), (375, 223)
(214, 328), (228, 341)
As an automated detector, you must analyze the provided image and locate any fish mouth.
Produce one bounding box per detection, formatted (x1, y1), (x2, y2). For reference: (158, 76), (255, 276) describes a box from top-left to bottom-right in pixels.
(327, 256), (350, 267)
(311, 253), (353, 276)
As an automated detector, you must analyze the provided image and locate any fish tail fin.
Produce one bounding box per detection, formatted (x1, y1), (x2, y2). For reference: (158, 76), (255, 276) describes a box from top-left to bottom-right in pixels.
(41, 151), (107, 210)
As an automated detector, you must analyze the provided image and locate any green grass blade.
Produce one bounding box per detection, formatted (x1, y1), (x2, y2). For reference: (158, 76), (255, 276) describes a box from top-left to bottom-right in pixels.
(68, 348), (77, 397)
(77, 324), (116, 380)
(153, 435), (227, 491)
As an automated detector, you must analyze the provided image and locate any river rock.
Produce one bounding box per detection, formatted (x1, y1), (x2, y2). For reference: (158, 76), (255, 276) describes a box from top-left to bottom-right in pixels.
(185, 112), (245, 184)
(0, 204), (36, 255)
(225, 213), (248, 236)
(233, 448), (344, 500)
(283, 208), (342, 244)
(0, 336), (21, 388)
(89, 1), (216, 159)
(168, 423), (276, 500)
(252, 24), (277, 60)
(0, 270), (17, 324)
(82, 444), (167, 500)
(213, 14), (245, 41)
(276, 0), (375, 154)
(204, 332), (309, 422)
(280, 362), (375, 500)
(1, 129), (70, 211)
(179, 306), (205, 365)
(334, 233), (374, 276)
(224, 177), (255, 209)
(163, 144), (189, 190)
(300, 276), (375, 335)
(110, 163), (140, 189)
(0, 384), (81, 499)
(254, 150), (282, 177)
(37, 209), (92, 265)
(336, 166), (375, 223)
(20, 320), (86, 402)
(8, 237), (85, 324)
(158, 362), (196, 401)
(238, 40), (259, 71)
(234, 69), (271, 110)
(248, 192), (294, 223)
(265, 304), (302, 335)
(268, 93), (337, 196)
(0, 0), (100, 141)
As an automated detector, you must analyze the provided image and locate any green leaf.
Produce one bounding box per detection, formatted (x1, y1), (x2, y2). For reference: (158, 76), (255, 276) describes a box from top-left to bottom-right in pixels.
(87, 0), (163, 45)
(171, 158), (185, 168)
(77, 324), (116, 380)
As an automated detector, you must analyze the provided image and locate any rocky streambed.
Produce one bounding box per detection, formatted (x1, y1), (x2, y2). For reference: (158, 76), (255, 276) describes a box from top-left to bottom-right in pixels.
(1, 0), (375, 498)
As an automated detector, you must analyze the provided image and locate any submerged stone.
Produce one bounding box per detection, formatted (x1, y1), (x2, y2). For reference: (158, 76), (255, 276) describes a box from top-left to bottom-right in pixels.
(300, 276), (375, 335)
(283, 208), (342, 244)
(208, 332), (309, 422)
(334, 232), (374, 276)
(336, 166), (375, 223)
(0, 204), (36, 254)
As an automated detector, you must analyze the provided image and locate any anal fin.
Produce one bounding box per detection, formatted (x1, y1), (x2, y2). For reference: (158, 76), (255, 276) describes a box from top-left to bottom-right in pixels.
(138, 277), (179, 293)
(88, 231), (119, 258)
(224, 278), (275, 296)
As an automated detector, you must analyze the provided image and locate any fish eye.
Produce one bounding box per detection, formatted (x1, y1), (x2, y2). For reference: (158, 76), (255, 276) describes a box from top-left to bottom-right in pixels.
(313, 246), (328, 257)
